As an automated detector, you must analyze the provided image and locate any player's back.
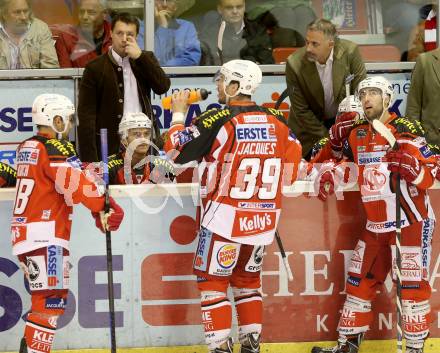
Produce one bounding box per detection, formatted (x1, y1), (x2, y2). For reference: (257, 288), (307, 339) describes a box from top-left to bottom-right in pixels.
(12, 135), (81, 255)
(199, 103), (302, 245)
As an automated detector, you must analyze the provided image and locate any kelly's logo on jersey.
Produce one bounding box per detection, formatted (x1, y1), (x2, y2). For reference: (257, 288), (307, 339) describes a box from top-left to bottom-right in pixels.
(236, 212), (274, 234)
(236, 124), (276, 142)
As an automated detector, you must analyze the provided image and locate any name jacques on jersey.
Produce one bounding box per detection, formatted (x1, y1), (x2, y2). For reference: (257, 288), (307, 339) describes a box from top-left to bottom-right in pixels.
(236, 123), (277, 155)
(237, 142), (276, 155)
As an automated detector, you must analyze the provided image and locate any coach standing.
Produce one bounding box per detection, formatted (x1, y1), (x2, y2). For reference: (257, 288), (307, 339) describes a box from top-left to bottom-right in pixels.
(78, 12), (170, 162)
(285, 18), (366, 159)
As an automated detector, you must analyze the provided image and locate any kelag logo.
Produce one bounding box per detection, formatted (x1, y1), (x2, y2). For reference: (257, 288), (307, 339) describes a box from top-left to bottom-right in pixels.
(0, 107), (33, 132)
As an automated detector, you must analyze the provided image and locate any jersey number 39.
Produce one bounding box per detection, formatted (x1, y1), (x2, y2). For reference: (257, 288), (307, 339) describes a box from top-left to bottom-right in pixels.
(230, 158), (281, 200)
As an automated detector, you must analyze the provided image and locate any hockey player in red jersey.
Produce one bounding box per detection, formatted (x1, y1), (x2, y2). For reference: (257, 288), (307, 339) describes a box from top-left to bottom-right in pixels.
(12, 94), (124, 353)
(104, 112), (174, 185)
(164, 59), (302, 353)
(312, 76), (438, 353)
(309, 95), (364, 200)
(0, 161), (16, 187)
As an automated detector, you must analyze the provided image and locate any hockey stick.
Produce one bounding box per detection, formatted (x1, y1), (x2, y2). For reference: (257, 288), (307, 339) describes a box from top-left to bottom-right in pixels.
(275, 230), (293, 281)
(345, 74), (354, 99)
(100, 129), (117, 353)
(372, 120), (402, 353)
(217, 20), (226, 65)
(274, 88), (290, 110)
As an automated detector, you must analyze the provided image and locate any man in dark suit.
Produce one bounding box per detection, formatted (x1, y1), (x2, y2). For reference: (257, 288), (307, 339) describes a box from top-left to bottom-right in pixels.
(78, 12), (171, 162)
(406, 47), (440, 147)
(285, 18), (366, 158)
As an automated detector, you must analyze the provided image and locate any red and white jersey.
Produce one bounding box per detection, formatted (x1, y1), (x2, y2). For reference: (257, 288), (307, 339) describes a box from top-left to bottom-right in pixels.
(344, 114), (437, 232)
(165, 102), (302, 245)
(11, 134), (105, 255)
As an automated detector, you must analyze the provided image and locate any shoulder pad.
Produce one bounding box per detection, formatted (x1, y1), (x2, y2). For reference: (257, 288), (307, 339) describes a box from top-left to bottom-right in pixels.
(428, 142), (440, 155)
(108, 154), (124, 171)
(0, 162), (16, 186)
(151, 155), (175, 174)
(391, 116), (425, 137)
(265, 107), (287, 121)
(353, 117), (369, 127)
(44, 138), (77, 158)
(310, 137), (329, 158)
(197, 108), (231, 129)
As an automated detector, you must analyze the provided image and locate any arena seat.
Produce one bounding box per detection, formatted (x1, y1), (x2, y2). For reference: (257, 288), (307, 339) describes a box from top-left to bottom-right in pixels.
(272, 47), (300, 64)
(358, 45), (401, 62)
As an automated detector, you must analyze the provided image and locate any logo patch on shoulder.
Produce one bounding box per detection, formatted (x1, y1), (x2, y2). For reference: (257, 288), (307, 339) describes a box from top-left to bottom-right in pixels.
(66, 156), (82, 169)
(419, 145), (433, 158)
(17, 148), (39, 165)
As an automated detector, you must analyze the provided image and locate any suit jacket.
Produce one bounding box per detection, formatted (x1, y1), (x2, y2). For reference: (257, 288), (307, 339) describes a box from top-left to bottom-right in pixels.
(406, 47), (440, 147)
(285, 38), (366, 156)
(78, 50), (170, 162)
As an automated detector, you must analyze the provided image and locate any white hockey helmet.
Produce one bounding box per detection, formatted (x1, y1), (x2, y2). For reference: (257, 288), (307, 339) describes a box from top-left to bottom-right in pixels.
(32, 94), (75, 134)
(219, 59), (262, 96)
(356, 76), (394, 108)
(338, 95), (364, 117)
(118, 112), (152, 139)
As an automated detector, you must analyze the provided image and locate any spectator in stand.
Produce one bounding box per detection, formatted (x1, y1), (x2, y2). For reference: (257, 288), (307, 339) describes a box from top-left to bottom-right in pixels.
(198, 0), (273, 65)
(153, 0), (201, 66)
(52, 0), (111, 68)
(77, 12), (170, 162)
(285, 18), (366, 159)
(244, 10), (305, 51)
(408, 3), (437, 61)
(0, 0), (59, 69)
(406, 47), (440, 147)
(246, 0), (316, 38)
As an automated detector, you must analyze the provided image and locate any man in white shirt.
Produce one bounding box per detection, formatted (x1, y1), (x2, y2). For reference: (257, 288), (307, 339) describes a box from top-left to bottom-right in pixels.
(78, 12), (171, 162)
(285, 18), (366, 159)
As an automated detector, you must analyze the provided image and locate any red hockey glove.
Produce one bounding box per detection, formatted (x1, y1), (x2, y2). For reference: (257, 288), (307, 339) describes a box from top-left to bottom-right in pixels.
(329, 112), (357, 151)
(386, 150), (423, 185)
(92, 197), (124, 233)
(318, 170), (335, 201)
